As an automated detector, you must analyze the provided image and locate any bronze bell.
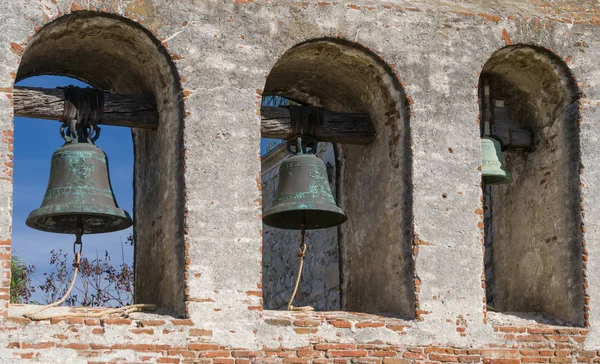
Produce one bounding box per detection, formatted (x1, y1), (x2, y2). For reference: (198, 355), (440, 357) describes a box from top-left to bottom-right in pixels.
(263, 138), (347, 230)
(26, 130), (132, 235)
(481, 122), (512, 185)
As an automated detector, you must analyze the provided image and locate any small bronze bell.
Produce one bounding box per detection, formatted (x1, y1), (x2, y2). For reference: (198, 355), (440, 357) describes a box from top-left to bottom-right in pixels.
(263, 138), (347, 230)
(26, 122), (132, 234)
(481, 122), (512, 185)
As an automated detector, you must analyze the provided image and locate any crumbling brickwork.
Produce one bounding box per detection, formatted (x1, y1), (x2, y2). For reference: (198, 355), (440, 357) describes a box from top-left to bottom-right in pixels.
(1, 0), (600, 363)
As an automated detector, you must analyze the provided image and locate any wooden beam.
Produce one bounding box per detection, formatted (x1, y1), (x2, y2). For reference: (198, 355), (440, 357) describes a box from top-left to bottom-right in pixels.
(14, 86), (159, 129)
(260, 107), (375, 145)
(13, 87), (376, 144)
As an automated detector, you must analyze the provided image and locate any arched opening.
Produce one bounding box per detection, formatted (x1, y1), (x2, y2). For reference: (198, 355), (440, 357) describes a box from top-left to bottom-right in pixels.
(13, 12), (185, 314)
(261, 39), (414, 317)
(12, 75), (135, 306)
(480, 45), (584, 325)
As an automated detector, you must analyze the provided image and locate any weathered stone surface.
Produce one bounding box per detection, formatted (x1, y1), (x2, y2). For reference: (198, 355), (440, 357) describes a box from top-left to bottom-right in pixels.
(1, 1), (600, 362)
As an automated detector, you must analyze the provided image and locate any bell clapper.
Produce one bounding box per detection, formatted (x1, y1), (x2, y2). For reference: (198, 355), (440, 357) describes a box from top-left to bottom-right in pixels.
(286, 223), (314, 312)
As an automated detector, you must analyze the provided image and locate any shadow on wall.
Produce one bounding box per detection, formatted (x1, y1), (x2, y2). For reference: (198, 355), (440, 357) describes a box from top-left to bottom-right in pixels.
(481, 45), (584, 326)
(261, 38), (414, 318)
(15, 12), (186, 315)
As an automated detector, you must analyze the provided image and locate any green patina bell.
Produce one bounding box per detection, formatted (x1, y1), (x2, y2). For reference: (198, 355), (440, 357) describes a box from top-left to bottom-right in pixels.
(26, 141), (132, 234)
(263, 138), (347, 230)
(481, 122), (512, 185)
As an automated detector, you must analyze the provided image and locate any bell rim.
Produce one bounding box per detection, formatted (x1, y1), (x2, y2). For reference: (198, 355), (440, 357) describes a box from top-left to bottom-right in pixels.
(26, 204), (133, 234)
(263, 207), (347, 230)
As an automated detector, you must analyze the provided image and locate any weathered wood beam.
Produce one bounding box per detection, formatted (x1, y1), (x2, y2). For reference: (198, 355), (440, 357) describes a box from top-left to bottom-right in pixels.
(13, 87), (376, 144)
(14, 86), (158, 129)
(260, 107), (375, 145)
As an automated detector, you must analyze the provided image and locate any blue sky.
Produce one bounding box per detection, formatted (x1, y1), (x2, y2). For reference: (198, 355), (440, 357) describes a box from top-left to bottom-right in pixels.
(12, 76), (281, 303)
(13, 76), (134, 297)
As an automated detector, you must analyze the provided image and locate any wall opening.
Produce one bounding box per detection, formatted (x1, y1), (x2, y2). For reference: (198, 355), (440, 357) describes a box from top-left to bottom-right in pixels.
(13, 12), (185, 314)
(261, 39), (414, 318)
(480, 45), (584, 325)
(12, 75), (134, 306)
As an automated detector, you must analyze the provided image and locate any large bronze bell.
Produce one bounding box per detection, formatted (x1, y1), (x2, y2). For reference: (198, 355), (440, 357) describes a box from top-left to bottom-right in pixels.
(263, 138), (347, 230)
(26, 138), (132, 235)
(481, 122), (512, 185)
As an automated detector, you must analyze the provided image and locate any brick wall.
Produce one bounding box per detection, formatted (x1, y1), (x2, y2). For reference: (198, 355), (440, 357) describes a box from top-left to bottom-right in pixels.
(1, 307), (594, 363)
(3, 1), (600, 363)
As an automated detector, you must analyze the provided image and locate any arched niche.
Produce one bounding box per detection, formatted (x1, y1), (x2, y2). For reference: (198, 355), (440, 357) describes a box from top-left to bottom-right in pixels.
(481, 45), (584, 325)
(16, 12), (186, 314)
(262, 39), (414, 317)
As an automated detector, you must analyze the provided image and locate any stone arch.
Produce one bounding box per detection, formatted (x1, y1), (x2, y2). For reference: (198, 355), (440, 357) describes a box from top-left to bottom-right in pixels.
(480, 44), (584, 325)
(15, 12), (186, 314)
(261, 38), (414, 317)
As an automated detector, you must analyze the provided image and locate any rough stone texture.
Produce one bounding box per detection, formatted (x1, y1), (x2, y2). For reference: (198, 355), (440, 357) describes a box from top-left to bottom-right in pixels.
(262, 142), (340, 311)
(482, 46), (584, 325)
(1, 0), (600, 361)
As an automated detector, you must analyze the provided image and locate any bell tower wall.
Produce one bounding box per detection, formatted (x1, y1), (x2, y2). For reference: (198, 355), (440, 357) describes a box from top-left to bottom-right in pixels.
(481, 45), (584, 325)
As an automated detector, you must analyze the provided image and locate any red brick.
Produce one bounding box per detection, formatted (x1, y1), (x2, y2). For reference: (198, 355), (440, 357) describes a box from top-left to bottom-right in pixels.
(297, 349), (321, 357)
(496, 326), (526, 333)
(516, 335), (544, 342)
(168, 350), (196, 358)
(403, 352), (426, 360)
(232, 351), (261, 358)
(578, 351), (596, 358)
(33, 342), (55, 349)
(520, 350), (538, 356)
(545, 336), (570, 342)
(293, 320), (321, 327)
(485, 360), (519, 364)
(294, 328), (318, 334)
(130, 328), (154, 334)
(327, 350), (368, 358)
(330, 321), (352, 328)
(426, 348), (455, 354)
(171, 319), (194, 326)
(383, 359), (410, 364)
(315, 344), (357, 351)
(528, 328), (556, 334)
(459, 355), (481, 363)
(213, 360), (235, 364)
(103, 318), (132, 325)
(157, 358), (180, 363)
(189, 328), (212, 336)
(84, 319), (101, 326)
(62, 343), (90, 350)
(429, 354), (459, 362)
(5, 317), (31, 325)
(387, 325), (411, 332)
(91, 328), (105, 335)
(50, 318), (67, 325)
(90, 343), (110, 350)
(522, 358), (548, 363)
(550, 358), (574, 363)
(555, 351), (573, 357)
(188, 343), (220, 350)
(355, 321), (385, 329)
(67, 317), (85, 325)
(539, 351), (554, 356)
(200, 351), (231, 358)
(370, 351), (397, 357)
(282, 359), (310, 364)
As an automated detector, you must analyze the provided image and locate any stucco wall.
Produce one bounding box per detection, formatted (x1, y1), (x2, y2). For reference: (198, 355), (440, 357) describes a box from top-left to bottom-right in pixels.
(1, 0), (600, 362)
